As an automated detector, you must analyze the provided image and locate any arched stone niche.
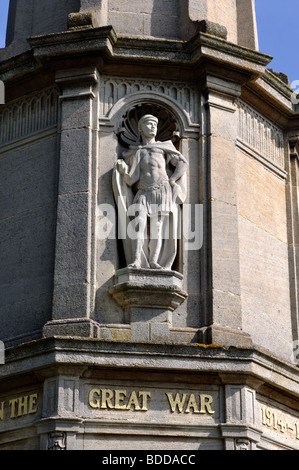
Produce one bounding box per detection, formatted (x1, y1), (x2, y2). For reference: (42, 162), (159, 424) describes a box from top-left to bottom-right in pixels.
(96, 90), (201, 341)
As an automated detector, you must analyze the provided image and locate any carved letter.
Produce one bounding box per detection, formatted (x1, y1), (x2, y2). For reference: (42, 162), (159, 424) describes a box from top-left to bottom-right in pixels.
(166, 393), (188, 413)
(199, 394), (215, 415)
(185, 394), (200, 414)
(88, 389), (101, 409)
(114, 390), (127, 410)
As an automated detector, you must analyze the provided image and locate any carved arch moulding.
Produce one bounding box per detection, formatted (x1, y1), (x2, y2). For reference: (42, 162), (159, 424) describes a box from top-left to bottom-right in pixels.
(98, 76), (201, 137)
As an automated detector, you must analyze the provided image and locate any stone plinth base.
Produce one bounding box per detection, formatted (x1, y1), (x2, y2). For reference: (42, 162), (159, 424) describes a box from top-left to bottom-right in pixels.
(109, 268), (187, 342)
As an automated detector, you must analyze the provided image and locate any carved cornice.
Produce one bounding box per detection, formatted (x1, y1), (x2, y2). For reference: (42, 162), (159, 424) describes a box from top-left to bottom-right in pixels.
(23, 26), (271, 72)
(2, 337), (299, 398)
(0, 27), (272, 93)
(1, 26), (298, 128)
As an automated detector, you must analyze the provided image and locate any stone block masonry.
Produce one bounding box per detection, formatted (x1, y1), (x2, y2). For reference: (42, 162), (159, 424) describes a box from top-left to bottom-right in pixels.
(0, 0), (298, 452)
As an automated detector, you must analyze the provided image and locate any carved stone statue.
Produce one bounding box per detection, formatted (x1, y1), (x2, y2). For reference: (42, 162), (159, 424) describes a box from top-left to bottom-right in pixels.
(113, 114), (188, 270)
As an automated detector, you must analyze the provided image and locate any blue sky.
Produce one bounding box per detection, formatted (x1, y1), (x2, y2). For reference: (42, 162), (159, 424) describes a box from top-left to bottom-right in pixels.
(0, 0), (298, 84)
(255, 0), (299, 84)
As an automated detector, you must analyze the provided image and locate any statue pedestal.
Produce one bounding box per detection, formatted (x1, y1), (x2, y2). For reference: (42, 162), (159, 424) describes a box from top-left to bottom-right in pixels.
(110, 268), (187, 342)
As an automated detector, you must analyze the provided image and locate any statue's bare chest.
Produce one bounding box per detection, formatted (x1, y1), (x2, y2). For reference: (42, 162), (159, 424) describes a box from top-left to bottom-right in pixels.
(139, 149), (166, 171)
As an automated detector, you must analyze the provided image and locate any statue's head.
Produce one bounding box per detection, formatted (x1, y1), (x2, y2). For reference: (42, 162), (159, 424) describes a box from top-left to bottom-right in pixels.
(138, 114), (158, 140)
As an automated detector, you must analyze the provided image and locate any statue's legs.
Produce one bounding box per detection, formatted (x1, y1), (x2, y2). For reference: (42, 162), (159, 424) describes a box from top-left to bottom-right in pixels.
(152, 209), (178, 271)
(164, 209), (178, 270)
(127, 207), (178, 270)
(128, 210), (147, 269)
(149, 213), (165, 269)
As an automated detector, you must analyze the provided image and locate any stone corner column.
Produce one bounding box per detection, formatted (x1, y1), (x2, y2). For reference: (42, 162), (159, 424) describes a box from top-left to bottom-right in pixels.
(43, 66), (100, 339)
(287, 134), (299, 356)
(199, 74), (252, 348)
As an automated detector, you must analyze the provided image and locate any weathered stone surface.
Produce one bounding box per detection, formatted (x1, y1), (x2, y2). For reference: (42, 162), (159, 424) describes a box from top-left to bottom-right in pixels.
(197, 20), (227, 40)
(236, 149), (293, 361)
(206, 0), (237, 43)
(1, 0), (260, 64)
(43, 318), (101, 338)
(108, 0), (180, 39)
(238, 216), (293, 360)
(237, 149), (288, 243)
(0, 134), (58, 345)
(2, 0), (80, 59)
(201, 76), (243, 340)
(0, 0), (298, 453)
(68, 11), (94, 29)
(236, 0), (259, 50)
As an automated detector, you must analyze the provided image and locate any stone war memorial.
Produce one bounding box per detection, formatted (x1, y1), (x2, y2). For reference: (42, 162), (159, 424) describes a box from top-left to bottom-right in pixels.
(0, 0), (298, 452)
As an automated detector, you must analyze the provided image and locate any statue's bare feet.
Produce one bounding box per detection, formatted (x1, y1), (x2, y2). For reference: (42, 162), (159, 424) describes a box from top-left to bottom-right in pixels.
(150, 262), (164, 270)
(128, 261), (141, 269)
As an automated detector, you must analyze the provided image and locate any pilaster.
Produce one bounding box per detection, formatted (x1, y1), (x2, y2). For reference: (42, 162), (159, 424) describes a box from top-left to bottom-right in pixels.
(43, 66), (100, 338)
(220, 378), (263, 450)
(287, 135), (299, 351)
(200, 74), (252, 347)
